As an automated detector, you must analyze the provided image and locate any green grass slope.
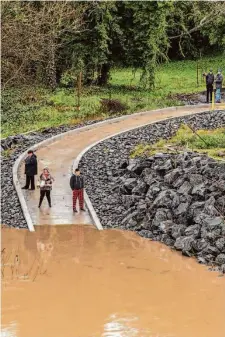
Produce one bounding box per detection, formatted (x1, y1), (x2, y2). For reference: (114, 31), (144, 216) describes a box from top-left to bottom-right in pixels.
(2, 55), (225, 137)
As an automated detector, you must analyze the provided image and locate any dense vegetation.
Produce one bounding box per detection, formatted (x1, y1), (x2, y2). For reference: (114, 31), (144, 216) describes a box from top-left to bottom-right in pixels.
(1, 1), (225, 137)
(131, 125), (225, 161)
(2, 1), (225, 89)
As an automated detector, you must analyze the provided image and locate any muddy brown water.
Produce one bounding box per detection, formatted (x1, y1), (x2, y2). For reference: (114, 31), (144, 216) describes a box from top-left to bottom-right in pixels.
(1, 225), (225, 337)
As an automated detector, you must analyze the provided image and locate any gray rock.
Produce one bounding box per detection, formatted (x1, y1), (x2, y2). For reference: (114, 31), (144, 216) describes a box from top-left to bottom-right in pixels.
(188, 201), (205, 218)
(204, 216), (224, 229)
(152, 208), (172, 228)
(202, 245), (220, 256)
(215, 238), (225, 252)
(185, 225), (200, 238)
(159, 220), (174, 234)
(152, 190), (173, 208)
(189, 174), (203, 186)
(174, 236), (194, 252)
(122, 195), (142, 208)
(146, 183), (164, 199)
(123, 178), (138, 192)
(215, 254), (225, 266)
(220, 264), (225, 273)
(191, 183), (206, 197)
(171, 224), (186, 239)
(126, 218), (138, 229)
(197, 256), (206, 264)
(127, 159), (149, 175)
(178, 181), (192, 195)
(132, 181), (148, 196)
(204, 196), (220, 216)
(155, 159), (172, 171)
(174, 202), (189, 216)
(164, 168), (182, 184)
(192, 239), (208, 252)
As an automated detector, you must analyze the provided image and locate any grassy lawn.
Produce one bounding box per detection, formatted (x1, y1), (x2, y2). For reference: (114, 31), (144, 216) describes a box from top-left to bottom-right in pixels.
(131, 125), (225, 161)
(2, 55), (225, 138)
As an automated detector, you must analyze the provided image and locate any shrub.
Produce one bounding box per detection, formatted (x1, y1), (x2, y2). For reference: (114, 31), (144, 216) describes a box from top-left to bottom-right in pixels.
(100, 98), (128, 114)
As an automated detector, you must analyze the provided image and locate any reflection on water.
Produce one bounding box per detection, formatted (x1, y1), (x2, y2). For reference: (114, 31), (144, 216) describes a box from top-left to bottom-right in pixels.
(1, 225), (225, 337)
(103, 314), (139, 337)
(2, 226), (57, 283)
(1, 321), (17, 337)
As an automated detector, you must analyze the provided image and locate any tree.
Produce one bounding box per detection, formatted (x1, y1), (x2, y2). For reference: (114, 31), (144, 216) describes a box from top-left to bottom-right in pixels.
(167, 1), (225, 58)
(121, 1), (172, 89)
(63, 1), (122, 86)
(69, 1), (172, 88)
(1, 1), (225, 89)
(1, 1), (85, 89)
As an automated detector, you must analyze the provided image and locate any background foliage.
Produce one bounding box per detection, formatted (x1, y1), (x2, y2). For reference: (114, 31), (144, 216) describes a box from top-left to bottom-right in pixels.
(1, 1), (225, 137)
(2, 1), (225, 89)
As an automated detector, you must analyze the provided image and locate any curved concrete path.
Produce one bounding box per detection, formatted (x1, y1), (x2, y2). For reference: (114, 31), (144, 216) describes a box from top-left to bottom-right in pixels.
(18, 105), (214, 228)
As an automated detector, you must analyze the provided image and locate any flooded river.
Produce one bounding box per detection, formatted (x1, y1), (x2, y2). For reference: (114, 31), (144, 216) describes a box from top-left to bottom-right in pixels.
(1, 225), (225, 337)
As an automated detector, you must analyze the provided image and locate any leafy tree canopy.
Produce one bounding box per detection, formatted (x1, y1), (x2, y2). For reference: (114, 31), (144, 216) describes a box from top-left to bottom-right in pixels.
(1, 0), (225, 89)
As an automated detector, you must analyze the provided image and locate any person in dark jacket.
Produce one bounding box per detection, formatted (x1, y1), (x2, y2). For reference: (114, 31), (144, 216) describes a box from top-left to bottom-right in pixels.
(70, 168), (85, 213)
(22, 150), (38, 190)
(38, 167), (54, 208)
(215, 69), (223, 103)
(203, 69), (214, 103)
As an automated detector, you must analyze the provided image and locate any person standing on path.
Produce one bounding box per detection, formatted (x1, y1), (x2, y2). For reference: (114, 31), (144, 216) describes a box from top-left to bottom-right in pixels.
(203, 69), (214, 103)
(38, 167), (54, 208)
(70, 168), (85, 213)
(215, 69), (223, 103)
(22, 150), (37, 190)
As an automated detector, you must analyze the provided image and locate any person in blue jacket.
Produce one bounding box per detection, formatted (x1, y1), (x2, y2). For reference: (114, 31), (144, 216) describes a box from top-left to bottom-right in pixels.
(215, 69), (223, 103)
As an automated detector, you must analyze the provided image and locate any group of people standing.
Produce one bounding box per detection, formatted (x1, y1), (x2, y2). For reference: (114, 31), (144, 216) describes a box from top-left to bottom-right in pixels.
(203, 68), (223, 103)
(22, 150), (85, 212)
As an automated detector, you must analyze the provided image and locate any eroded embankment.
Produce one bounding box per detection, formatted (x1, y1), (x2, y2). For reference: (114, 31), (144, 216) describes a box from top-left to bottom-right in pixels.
(80, 110), (225, 272)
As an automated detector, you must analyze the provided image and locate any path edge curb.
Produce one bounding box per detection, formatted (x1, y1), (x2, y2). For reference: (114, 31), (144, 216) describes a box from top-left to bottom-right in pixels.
(12, 104), (217, 231)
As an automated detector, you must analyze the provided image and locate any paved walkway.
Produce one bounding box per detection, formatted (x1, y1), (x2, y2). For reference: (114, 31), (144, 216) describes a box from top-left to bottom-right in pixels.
(19, 106), (211, 226)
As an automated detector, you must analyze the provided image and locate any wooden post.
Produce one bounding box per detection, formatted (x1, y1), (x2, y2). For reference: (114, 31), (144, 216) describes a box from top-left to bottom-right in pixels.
(76, 71), (82, 111)
(196, 61), (199, 87)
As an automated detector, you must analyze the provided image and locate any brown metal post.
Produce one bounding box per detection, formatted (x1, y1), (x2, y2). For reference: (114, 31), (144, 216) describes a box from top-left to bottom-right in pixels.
(196, 61), (199, 87)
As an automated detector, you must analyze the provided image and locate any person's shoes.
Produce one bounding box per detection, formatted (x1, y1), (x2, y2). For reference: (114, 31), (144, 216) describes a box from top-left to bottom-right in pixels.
(38, 204), (41, 208)
(80, 208), (86, 212)
(49, 204), (51, 208)
(29, 188), (35, 190)
(73, 209), (78, 213)
(22, 186), (29, 189)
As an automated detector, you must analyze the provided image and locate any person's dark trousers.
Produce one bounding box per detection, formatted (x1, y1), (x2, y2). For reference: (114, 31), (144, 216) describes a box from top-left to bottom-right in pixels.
(39, 190), (51, 207)
(24, 175), (35, 189)
(206, 84), (213, 103)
